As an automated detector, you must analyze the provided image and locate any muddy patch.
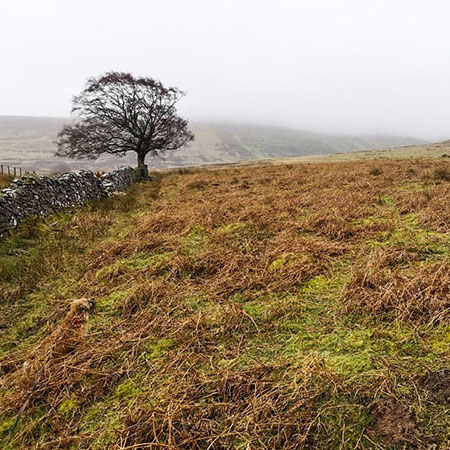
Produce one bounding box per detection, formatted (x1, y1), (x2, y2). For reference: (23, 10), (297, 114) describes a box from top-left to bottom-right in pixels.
(369, 398), (419, 447)
(419, 368), (450, 404)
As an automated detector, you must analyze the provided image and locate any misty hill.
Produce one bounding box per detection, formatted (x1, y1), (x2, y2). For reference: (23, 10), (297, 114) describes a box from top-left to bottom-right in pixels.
(0, 115), (424, 173)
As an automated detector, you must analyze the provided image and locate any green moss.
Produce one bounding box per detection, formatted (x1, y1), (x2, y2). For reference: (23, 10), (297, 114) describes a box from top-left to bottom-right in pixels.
(313, 401), (373, 448)
(144, 338), (177, 360)
(367, 213), (450, 261)
(325, 353), (373, 374)
(236, 335), (289, 365)
(427, 326), (450, 354)
(94, 260), (130, 282)
(183, 225), (208, 252)
(187, 225), (206, 238)
(80, 404), (124, 450)
(242, 298), (268, 319)
(80, 394), (140, 448)
(124, 251), (173, 270)
(268, 256), (286, 270)
(380, 195), (395, 207)
(230, 437), (252, 449)
(249, 273), (438, 377)
(79, 405), (102, 432)
(57, 399), (78, 419)
(217, 222), (246, 235)
(95, 251), (174, 284)
(241, 293), (299, 325)
(307, 326), (376, 374)
(0, 417), (15, 438)
(96, 290), (128, 312)
(229, 292), (250, 303)
(282, 322), (375, 375)
(300, 273), (348, 300)
(183, 295), (210, 310)
(352, 215), (391, 226)
(113, 381), (143, 402)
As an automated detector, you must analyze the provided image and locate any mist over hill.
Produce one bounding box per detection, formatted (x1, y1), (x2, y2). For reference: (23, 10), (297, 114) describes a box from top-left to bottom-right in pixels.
(0, 116), (424, 174)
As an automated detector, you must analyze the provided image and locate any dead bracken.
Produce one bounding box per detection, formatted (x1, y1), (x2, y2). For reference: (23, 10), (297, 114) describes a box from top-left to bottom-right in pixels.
(0, 159), (449, 448)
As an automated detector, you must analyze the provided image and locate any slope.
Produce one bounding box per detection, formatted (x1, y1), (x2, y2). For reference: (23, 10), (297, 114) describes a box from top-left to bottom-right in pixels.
(0, 116), (423, 173)
(1, 159), (449, 448)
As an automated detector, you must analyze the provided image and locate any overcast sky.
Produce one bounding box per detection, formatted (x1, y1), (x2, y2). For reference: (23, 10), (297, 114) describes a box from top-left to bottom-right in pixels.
(0, 0), (449, 140)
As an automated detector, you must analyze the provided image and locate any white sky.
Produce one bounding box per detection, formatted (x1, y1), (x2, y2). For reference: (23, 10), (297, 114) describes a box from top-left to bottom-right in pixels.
(0, 0), (449, 139)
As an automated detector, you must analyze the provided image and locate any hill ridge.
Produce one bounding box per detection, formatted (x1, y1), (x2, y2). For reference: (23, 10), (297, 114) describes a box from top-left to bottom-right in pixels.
(0, 115), (424, 174)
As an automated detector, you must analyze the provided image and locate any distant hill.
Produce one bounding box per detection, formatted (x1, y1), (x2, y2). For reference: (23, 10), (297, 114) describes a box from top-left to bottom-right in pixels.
(0, 116), (425, 173)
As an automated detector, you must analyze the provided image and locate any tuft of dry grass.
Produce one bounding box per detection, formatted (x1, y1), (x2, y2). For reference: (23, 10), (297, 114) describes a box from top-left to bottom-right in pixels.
(344, 252), (450, 323)
(122, 361), (336, 449)
(0, 174), (14, 189)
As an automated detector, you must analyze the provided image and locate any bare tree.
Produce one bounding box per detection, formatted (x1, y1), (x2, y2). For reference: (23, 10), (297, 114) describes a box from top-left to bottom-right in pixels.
(56, 72), (194, 179)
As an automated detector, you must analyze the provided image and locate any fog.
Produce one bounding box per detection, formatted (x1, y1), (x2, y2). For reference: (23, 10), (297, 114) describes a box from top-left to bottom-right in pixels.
(1, 0), (449, 140)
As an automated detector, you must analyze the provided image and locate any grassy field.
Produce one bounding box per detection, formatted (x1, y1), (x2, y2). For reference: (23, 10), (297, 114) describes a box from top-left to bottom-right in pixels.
(0, 159), (449, 448)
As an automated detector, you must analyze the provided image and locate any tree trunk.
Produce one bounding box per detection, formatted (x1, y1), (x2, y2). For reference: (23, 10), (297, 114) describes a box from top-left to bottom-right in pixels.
(136, 152), (149, 180)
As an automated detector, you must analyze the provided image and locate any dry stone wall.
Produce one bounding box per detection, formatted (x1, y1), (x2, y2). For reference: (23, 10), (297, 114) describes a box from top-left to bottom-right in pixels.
(0, 166), (136, 235)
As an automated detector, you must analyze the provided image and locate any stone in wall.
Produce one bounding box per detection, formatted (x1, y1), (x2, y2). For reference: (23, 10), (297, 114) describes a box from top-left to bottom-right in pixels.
(0, 166), (136, 235)
(101, 166), (137, 194)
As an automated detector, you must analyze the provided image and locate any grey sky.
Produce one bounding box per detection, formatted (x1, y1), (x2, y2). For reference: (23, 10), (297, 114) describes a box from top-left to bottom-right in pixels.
(1, 0), (449, 140)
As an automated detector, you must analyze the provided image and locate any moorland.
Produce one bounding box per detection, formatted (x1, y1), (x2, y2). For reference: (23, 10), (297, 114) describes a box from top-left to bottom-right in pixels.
(1, 158), (449, 448)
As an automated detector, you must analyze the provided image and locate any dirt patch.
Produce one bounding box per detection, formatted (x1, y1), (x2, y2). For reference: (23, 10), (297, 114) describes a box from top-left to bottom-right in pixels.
(369, 398), (419, 447)
(420, 368), (450, 404)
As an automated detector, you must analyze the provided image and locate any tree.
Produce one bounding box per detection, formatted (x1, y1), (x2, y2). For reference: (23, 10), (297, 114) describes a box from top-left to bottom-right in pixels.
(56, 72), (194, 179)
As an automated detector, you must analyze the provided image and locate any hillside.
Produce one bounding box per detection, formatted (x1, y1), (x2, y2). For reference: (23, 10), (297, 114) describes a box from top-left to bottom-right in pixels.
(0, 116), (424, 174)
(279, 139), (450, 164)
(1, 159), (449, 448)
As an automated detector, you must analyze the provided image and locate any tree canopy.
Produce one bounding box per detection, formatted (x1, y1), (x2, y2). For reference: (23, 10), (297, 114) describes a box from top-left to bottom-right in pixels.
(56, 72), (194, 177)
